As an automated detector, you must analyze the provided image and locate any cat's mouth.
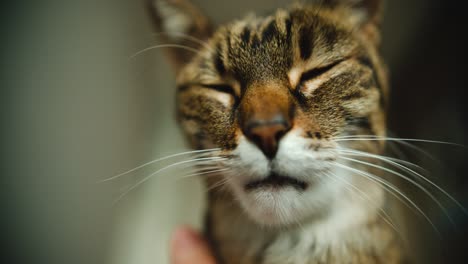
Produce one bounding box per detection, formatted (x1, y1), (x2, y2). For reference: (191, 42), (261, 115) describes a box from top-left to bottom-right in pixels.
(244, 173), (308, 191)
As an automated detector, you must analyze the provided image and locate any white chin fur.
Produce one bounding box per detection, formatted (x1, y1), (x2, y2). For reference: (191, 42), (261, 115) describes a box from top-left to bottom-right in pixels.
(238, 185), (332, 226)
(226, 130), (346, 227)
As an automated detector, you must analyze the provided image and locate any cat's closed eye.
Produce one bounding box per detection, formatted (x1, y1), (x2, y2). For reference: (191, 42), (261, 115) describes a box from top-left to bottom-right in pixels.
(298, 60), (343, 86)
(201, 84), (237, 97)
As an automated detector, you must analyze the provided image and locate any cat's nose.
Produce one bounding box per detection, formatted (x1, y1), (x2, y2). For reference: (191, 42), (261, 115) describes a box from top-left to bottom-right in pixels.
(243, 115), (292, 159)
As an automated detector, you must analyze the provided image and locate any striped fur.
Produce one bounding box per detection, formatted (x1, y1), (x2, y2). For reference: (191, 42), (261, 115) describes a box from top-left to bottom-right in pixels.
(148, 0), (407, 263)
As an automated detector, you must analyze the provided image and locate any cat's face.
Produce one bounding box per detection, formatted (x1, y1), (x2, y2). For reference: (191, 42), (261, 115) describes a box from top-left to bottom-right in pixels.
(149, 0), (387, 226)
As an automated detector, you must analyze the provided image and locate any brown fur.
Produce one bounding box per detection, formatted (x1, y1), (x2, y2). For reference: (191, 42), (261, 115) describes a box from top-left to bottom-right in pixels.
(148, 0), (408, 263)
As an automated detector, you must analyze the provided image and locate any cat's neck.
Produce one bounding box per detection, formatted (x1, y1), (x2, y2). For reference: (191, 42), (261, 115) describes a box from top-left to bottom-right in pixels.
(204, 177), (407, 264)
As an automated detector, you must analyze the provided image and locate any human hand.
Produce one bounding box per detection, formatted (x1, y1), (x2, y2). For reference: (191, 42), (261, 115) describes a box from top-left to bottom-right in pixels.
(170, 226), (216, 264)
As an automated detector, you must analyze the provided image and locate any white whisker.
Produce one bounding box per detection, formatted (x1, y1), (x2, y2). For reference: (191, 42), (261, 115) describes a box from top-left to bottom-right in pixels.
(332, 162), (440, 235)
(177, 168), (230, 179)
(100, 148), (220, 183)
(335, 135), (438, 161)
(152, 31), (215, 52)
(339, 148), (428, 174)
(130, 44), (201, 59)
(340, 156), (455, 227)
(113, 157), (227, 204)
(338, 148), (468, 216)
(323, 172), (401, 237)
(206, 178), (230, 192)
(334, 135), (464, 147)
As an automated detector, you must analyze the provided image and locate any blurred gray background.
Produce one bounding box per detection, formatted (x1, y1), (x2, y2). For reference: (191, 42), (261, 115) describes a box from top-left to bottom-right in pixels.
(2, 0), (467, 263)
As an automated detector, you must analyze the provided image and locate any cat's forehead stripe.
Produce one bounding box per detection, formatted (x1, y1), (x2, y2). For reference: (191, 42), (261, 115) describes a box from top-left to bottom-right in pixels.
(212, 9), (351, 85)
(240, 26), (251, 43)
(298, 26), (313, 60)
(260, 19), (278, 41)
(214, 43), (226, 75)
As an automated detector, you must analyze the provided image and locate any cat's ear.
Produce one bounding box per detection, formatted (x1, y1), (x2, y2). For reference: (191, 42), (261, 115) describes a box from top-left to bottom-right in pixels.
(147, 0), (213, 71)
(323, 0), (383, 42)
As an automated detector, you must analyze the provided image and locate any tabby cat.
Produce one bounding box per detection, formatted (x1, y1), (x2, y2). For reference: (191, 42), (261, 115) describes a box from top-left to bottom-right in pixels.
(147, 0), (408, 263)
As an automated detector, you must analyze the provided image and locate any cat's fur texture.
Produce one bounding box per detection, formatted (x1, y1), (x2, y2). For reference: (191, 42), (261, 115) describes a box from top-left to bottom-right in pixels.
(148, 0), (408, 263)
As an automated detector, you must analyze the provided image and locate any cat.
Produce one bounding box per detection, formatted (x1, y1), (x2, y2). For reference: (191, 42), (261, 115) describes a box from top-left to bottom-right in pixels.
(147, 0), (408, 263)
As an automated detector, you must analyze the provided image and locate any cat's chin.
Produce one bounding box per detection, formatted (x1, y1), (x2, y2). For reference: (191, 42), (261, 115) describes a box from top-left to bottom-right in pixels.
(232, 180), (333, 227)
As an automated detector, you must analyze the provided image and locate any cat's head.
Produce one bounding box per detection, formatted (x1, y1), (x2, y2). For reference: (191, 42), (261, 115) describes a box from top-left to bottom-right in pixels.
(148, 0), (387, 226)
